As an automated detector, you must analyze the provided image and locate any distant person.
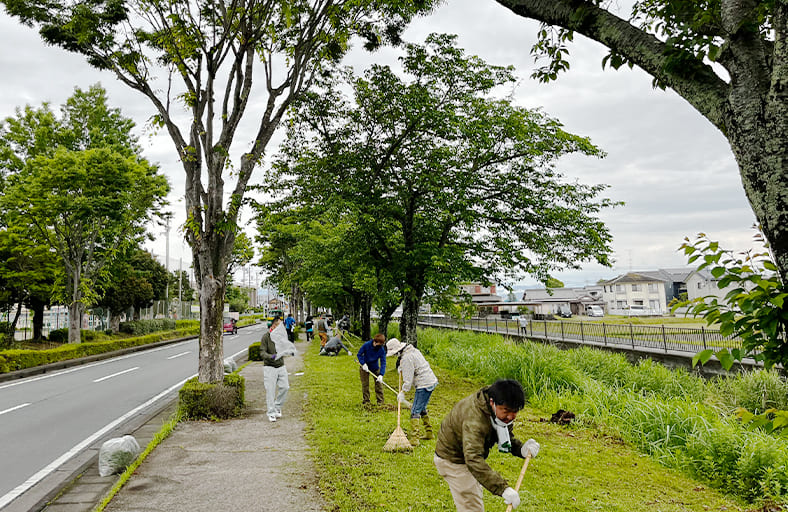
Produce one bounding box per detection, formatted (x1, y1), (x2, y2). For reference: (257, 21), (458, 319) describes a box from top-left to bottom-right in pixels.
(387, 338), (438, 446)
(259, 318), (290, 422)
(284, 313), (296, 342)
(320, 335), (351, 356)
(304, 315), (314, 342)
(317, 313), (331, 347)
(338, 314), (351, 336)
(356, 333), (387, 407)
(518, 314), (528, 336)
(434, 379), (540, 511)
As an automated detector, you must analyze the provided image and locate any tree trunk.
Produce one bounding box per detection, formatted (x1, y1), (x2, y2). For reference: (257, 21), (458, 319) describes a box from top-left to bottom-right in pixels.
(30, 298), (45, 341)
(400, 294), (421, 348)
(197, 272), (226, 383)
(109, 313), (121, 333)
(360, 292), (372, 340)
(68, 300), (82, 343)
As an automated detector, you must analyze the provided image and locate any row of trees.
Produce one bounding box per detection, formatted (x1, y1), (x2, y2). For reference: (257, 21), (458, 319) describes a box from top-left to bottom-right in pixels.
(4, 0), (783, 384)
(255, 35), (616, 345)
(0, 85), (194, 346)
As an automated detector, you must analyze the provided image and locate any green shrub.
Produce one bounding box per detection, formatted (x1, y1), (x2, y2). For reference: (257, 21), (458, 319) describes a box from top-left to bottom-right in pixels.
(178, 374), (245, 420)
(248, 342), (261, 361)
(711, 370), (788, 414)
(48, 328), (68, 343)
(120, 319), (177, 335)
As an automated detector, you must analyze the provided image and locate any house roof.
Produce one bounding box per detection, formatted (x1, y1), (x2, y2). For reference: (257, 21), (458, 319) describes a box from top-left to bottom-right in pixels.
(521, 287), (603, 304)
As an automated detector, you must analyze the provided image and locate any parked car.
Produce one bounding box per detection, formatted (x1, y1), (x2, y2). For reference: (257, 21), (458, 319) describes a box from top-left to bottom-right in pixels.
(223, 317), (238, 334)
(558, 305), (572, 318)
(587, 305), (604, 317)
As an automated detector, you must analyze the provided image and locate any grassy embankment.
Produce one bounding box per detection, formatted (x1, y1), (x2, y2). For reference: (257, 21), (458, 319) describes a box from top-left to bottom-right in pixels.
(299, 329), (778, 511)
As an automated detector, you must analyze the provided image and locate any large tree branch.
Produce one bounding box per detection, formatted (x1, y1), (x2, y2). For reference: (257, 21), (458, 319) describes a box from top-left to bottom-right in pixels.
(494, 0), (730, 131)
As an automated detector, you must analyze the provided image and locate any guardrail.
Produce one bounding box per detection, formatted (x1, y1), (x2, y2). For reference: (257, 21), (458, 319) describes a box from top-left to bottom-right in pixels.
(416, 315), (743, 356)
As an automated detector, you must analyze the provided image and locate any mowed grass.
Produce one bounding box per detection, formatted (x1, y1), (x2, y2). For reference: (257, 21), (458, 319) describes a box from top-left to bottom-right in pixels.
(299, 339), (746, 512)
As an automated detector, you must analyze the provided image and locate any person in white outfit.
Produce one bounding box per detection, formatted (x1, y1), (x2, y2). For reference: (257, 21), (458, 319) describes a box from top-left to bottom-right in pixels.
(260, 318), (290, 422)
(386, 338), (438, 445)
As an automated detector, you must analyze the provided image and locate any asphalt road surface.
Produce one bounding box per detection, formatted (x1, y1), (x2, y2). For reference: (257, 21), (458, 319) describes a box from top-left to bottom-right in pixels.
(0, 323), (267, 510)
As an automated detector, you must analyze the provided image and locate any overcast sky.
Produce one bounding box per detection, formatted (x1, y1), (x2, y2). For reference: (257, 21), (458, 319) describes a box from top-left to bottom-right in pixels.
(0, 0), (756, 289)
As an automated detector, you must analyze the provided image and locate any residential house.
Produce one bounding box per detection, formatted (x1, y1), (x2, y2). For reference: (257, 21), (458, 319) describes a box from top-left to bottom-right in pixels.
(519, 286), (605, 316)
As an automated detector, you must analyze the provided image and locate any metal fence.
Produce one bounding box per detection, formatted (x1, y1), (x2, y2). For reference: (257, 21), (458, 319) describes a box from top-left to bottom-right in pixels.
(416, 315), (743, 355)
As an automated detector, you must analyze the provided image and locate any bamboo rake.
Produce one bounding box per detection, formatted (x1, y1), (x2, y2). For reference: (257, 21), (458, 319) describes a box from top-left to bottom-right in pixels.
(383, 371), (412, 452)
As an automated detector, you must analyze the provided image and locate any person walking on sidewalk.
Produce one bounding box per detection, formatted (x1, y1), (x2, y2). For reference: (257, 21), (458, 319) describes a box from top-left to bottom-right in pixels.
(434, 379), (540, 511)
(260, 318), (290, 422)
(386, 338), (438, 446)
(284, 313), (296, 342)
(356, 333), (387, 407)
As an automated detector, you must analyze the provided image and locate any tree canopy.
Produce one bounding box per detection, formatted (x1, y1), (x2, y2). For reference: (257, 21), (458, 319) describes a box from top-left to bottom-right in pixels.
(493, 0), (788, 284)
(272, 33), (617, 345)
(0, 0), (442, 381)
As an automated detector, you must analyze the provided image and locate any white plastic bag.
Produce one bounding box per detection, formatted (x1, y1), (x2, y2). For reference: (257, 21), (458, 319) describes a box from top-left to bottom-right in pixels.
(98, 435), (141, 476)
(271, 322), (296, 357)
(223, 357), (238, 373)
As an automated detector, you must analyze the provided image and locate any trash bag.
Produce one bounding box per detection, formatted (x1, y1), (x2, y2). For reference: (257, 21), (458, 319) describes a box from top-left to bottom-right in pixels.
(98, 435), (141, 477)
(271, 322), (296, 357)
(223, 357), (238, 373)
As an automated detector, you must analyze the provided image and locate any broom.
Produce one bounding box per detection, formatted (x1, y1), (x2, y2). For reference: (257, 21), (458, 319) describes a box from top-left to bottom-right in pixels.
(383, 371), (413, 452)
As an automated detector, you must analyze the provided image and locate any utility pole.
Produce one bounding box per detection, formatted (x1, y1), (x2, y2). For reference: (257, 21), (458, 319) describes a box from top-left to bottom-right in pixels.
(165, 215), (170, 318)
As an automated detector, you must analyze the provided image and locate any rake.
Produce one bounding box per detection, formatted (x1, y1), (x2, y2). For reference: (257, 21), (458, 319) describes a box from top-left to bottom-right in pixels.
(383, 371), (413, 452)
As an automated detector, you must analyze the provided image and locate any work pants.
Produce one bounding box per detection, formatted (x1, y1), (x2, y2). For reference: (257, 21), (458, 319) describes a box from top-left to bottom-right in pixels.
(359, 367), (384, 404)
(434, 454), (485, 512)
(263, 365), (289, 416)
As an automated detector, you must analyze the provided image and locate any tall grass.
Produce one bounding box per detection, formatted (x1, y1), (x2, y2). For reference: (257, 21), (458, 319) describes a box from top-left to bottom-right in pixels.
(417, 327), (788, 503)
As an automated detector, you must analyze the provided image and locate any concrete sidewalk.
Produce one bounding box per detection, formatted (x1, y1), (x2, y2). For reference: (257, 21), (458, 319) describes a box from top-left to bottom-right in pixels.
(42, 338), (324, 512)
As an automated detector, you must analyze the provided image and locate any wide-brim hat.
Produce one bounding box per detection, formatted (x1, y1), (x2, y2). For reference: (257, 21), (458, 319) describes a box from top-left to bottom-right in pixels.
(386, 338), (406, 357)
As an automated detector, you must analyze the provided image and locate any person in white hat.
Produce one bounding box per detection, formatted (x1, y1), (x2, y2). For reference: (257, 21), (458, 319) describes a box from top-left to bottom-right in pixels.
(386, 337), (438, 446)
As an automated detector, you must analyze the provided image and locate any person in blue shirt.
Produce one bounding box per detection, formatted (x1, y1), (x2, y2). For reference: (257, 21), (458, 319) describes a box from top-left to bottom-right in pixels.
(284, 313), (296, 342)
(357, 333), (387, 407)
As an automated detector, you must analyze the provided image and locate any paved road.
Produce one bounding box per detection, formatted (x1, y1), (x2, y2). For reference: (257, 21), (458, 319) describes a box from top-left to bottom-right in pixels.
(0, 324), (266, 510)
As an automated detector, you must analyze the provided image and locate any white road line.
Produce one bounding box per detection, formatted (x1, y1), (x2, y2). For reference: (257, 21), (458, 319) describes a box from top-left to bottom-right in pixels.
(0, 375), (194, 510)
(167, 351), (190, 360)
(0, 403), (31, 417)
(92, 367), (139, 383)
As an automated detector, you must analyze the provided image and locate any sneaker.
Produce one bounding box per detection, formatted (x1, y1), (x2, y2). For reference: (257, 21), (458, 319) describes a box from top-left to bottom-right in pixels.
(268, 415), (277, 422)
(274, 410), (282, 418)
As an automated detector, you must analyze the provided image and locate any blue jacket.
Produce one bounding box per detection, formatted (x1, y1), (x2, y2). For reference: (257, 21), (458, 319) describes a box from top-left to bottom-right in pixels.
(357, 340), (386, 375)
(284, 316), (295, 331)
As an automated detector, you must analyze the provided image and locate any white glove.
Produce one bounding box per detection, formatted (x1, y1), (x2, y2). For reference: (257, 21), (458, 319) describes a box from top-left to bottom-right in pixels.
(361, 363), (369, 372)
(397, 391), (406, 403)
(376, 374), (384, 383)
(522, 439), (540, 458)
(502, 487), (520, 508)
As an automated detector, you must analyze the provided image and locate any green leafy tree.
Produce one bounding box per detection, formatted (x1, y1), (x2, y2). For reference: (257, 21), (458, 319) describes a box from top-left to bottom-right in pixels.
(0, 227), (59, 344)
(0, 0), (441, 382)
(0, 85), (167, 343)
(679, 230), (788, 435)
(275, 34), (616, 346)
(2, 148), (168, 343)
(680, 231), (788, 371)
(493, 0), (788, 283)
(225, 285), (250, 314)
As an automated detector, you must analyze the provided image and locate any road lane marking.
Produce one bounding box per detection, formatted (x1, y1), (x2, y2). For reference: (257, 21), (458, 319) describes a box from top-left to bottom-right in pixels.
(0, 403), (30, 416)
(0, 375), (194, 510)
(92, 367), (139, 383)
(167, 351), (190, 360)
